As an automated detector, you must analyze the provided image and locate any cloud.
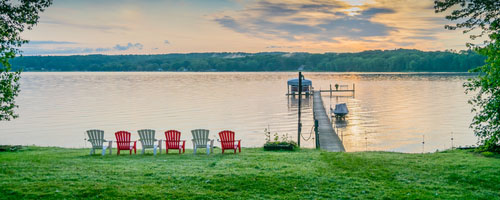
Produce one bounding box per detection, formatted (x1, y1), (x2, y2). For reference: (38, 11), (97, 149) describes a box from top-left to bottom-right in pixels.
(21, 42), (145, 55)
(28, 40), (78, 45)
(266, 45), (296, 49)
(164, 40), (170, 44)
(20, 47), (110, 55)
(212, 0), (396, 41)
(358, 8), (395, 19)
(41, 18), (129, 32)
(113, 43), (144, 51)
(395, 41), (415, 46)
(404, 36), (436, 40)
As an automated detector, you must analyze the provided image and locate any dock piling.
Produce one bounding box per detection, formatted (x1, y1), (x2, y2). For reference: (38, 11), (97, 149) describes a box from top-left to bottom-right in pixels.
(314, 119), (319, 149)
(297, 72), (303, 147)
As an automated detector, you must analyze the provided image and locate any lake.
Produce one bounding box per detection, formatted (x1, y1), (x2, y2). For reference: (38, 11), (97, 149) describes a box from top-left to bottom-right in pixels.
(0, 72), (477, 153)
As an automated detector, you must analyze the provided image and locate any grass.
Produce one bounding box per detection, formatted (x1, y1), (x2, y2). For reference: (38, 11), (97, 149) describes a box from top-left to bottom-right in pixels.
(0, 147), (499, 199)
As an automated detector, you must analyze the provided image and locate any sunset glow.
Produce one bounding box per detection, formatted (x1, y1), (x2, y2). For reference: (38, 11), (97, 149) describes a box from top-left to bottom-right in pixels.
(21, 0), (470, 55)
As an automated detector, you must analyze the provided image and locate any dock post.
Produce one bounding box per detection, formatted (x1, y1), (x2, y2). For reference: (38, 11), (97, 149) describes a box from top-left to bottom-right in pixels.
(314, 119), (319, 149)
(297, 72), (303, 147)
(329, 84), (332, 97)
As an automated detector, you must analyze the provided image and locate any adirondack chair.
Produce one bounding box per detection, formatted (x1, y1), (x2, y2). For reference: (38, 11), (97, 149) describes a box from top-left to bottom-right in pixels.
(86, 129), (112, 155)
(115, 131), (137, 155)
(164, 130), (185, 154)
(138, 129), (162, 155)
(191, 129), (214, 155)
(218, 130), (241, 154)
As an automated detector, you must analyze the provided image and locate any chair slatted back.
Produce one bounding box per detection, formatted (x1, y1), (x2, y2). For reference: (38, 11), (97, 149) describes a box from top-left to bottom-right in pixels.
(87, 129), (105, 148)
(138, 129), (156, 148)
(165, 130), (181, 149)
(219, 130), (235, 149)
(115, 131), (132, 150)
(191, 129), (210, 147)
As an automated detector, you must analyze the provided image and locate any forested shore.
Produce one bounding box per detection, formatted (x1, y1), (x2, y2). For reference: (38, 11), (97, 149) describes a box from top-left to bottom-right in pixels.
(11, 49), (485, 72)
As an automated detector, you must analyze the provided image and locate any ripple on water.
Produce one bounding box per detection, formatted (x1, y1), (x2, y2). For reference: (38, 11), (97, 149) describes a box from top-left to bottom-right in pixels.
(0, 72), (477, 152)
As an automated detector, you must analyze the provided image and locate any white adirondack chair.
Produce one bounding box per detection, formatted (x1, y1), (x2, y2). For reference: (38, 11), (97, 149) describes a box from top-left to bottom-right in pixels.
(191, 129), (214, 155)
(86, 129), (112, 156)
(138, 129), (161, 155)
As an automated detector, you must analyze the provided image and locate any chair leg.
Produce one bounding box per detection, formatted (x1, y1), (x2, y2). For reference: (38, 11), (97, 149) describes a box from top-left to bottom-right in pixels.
(101, 146), (106, 156)
(134, 148), (136, 154)
(90, 148), (94, 155)
(193, 146), (197, 155)
(117, 149), (120, 155)
(142, 148), (145, 155)
(206, 144), (210, 155)
(154, 146), (157, 156)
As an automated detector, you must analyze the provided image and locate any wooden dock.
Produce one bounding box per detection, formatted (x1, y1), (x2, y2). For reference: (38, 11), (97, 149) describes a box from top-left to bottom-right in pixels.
(313, 91), (345, 152)
(317, 83), (355, 97)
(318, 90), (354, 93)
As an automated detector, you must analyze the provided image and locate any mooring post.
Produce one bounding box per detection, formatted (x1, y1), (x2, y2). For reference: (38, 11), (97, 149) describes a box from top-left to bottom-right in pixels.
(451, 132), (454, 150)
(297, 72), (302, 147)
(330, 84), (332, 97)
(314, 119), (319, 149)
(422, 135), (425, 153)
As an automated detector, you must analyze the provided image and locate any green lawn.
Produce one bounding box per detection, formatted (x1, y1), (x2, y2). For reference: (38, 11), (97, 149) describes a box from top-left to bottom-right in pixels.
(0, 147), (499, 199)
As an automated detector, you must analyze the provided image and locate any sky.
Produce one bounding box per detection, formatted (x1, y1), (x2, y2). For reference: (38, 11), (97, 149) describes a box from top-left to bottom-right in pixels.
(19, 0), (473, 55)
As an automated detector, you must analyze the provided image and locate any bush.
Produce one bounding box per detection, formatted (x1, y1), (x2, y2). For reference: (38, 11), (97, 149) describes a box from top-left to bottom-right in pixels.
(263, 129), (298, 151)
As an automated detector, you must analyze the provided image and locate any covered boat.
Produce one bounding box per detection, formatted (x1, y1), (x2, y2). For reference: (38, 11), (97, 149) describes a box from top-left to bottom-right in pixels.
(331, 103), (349, 118)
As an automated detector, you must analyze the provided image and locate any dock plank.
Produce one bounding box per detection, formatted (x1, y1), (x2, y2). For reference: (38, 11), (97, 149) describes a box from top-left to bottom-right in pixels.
(313, 91), (345, 152)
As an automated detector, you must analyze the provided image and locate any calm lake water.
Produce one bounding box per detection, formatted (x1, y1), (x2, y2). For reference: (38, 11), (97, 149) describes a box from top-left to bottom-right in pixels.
(0, 72), (477, 153)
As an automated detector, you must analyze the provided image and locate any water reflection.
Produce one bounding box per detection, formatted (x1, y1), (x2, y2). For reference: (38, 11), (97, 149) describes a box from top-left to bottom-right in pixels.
(287, 95), (312, 109)
(0, 72), (477, 153)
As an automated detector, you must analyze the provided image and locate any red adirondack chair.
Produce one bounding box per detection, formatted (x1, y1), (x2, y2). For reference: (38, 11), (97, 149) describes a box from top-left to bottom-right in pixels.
(115, 131), (137, 155)
(218, 130), (241, 154)
(164, 130), (185, 154)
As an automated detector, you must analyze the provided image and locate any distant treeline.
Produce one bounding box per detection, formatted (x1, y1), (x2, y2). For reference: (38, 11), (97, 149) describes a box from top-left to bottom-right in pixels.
(10, 49), (485, 72)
